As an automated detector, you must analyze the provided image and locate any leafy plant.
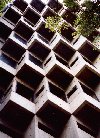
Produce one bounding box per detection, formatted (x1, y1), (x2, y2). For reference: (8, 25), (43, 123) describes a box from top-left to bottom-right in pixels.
(93, 35), (100, 50)
(63, 0), (79, 12)
(45, 0), (99, 40)
(0, 0), (12, 15)
(45, 15), (68, 33)
(74, 0), (100, 37)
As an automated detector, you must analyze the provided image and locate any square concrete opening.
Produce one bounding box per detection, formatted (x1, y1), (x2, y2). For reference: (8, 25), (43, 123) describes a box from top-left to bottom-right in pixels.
(77, 67), (100, 90)
(48, 0), (62, 12)
(2, 39), (25, 61)
(0, 22), (12, 42)
(13, 32), (27, 45)
(0, 83), (13, 104)
(62, 9), (77, 25)
(0, 102), (33, 137)
(55, 54), (69, 68)
(24, 8), (40, 26)
(29, 40), (50, 61)
(17, 64), (44, 89)
(16, 82), (34, 102)
(0, 53), (17, 68)
(30, 0), (45, 13)
(14, 22), (34, 42)
(38, 122), (56, 137)
(0, 124), (22, 138)
(43, 8), (56, 19)
(80, 82), (99, 101)
(54, 41), (75, 62)
(37, 103), (70, 137)
(4, 8), (21, 24)
(0, 68), (13, 90)
(75, 104), (100, 137)
(48, 82), (67, 101)
(13, 0), (28, 12)
(47, 65), (73, 89)
(61, 26), (75, 42)
(79, 42), (100, 62)
(77, 122), (97, 138)
(29, 53), (43, 68)
(37, 23), (55, 42)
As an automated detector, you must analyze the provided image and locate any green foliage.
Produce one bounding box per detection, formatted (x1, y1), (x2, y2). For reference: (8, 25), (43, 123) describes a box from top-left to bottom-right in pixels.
(0, 0), (12, 14)
(74, 0), (100, 37)
(45, 0), (99, 41)
(93, 35), (100, 50)
(82, 0), (94, 10)
(45, 15), (68, 33)
(63, 0), (79, 12)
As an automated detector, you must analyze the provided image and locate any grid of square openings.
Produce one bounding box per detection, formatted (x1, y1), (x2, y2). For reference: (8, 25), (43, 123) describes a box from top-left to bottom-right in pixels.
(0, 0), (100, 138)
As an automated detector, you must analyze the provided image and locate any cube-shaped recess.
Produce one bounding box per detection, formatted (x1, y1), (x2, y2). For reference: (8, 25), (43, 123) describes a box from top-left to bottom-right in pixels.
(0, 91), (35, 137)
(62, 9), (77, 25)
(43, 52), (74, 90)
(61, 26), (75, 43)
(35, 78), (67, 102)
(0, 52), (17, 69)
(35, 116), (57, 138)
(0, 22), (12, 42)
(71, 89), (100, 116)
(43, 7), (56, 19)
(2, 38), (25, 61)
(23, 8), (40, 26)
(69, 89), (100, 137)
(68, 114), (100, 138)
(15, 80), (34, 102)
(69, 51), (100, 78)
(36, 91), (71, 137)
(46, 65), (73, 90)
(16, 51), (45, 89)
(13, 0), (28, 12)
(66, 78), (99, 104)
(37, 23), (55, 43)
(28, 39), (50, 61)
(0, 68), (13, 91)
(14, 21), (34, 43)
(48, 0), (63, 12)
(73, 100), (100, 138)
(3, 8), (21, 25)
(53, 40), (75, 63)
(30, 0), (45, 13)
(48, 81), (67, 102)
(77, 66), (100, 91)
(79, 41), (100, 63)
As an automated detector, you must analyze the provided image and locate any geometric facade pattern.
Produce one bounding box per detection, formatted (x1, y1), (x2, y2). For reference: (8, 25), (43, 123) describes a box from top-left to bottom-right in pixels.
(0, 0), (100, 138)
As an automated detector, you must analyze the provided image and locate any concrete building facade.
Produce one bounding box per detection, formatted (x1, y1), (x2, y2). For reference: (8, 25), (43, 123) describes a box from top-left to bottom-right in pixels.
(0, 0), (100, 138)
